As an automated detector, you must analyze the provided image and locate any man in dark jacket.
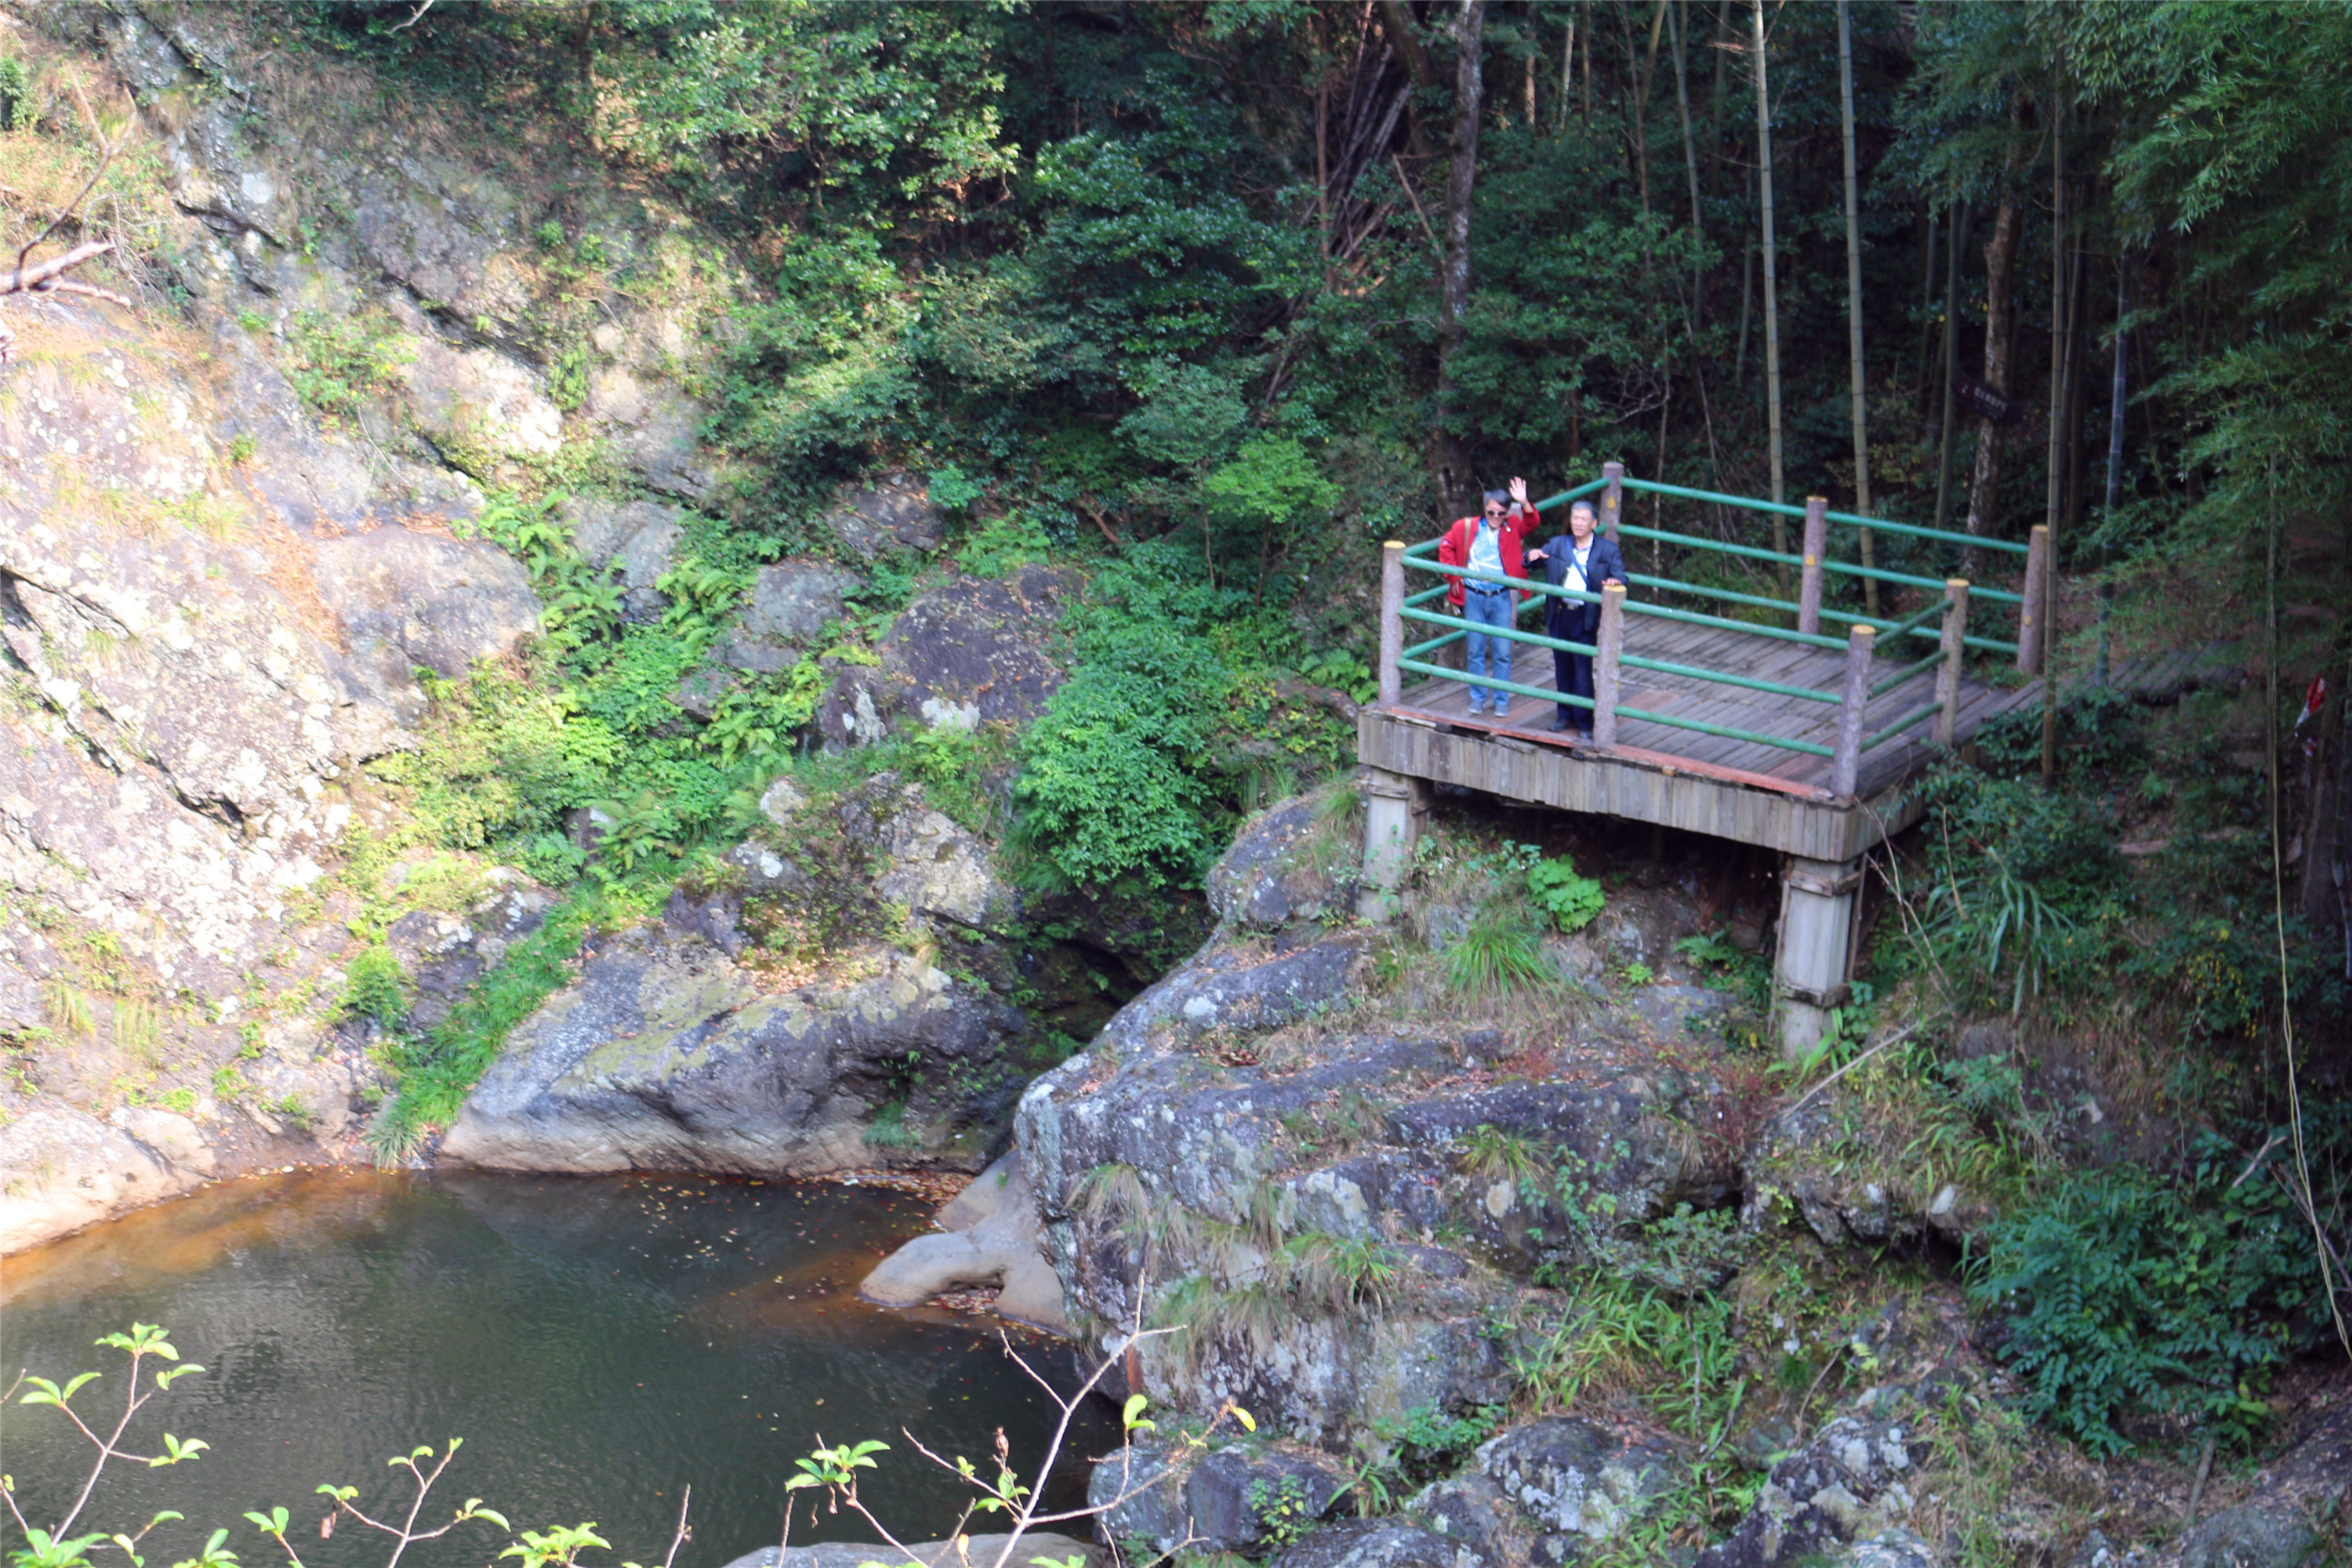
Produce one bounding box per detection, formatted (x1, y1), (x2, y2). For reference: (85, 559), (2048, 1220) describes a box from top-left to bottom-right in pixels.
(1526, 499), (1627, 737)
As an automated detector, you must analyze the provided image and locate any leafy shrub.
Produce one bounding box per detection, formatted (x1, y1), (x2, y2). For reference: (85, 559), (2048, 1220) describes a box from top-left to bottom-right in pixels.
(0, 54), (35, 132)
(339, 944), (408, 1029)
(1966, 1132), (2335, 1455)
(1526, 855), (1605, 932)
(284, 310), (414, 431)
(955, 513), (1053, 578)
(1013, 590), (1232, 891)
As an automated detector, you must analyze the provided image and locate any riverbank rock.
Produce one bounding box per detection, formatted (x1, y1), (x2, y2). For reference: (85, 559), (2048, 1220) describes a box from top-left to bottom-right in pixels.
(1697, 1393), (1929, 1568)
(2168, 1400), (2350, 1568)
(811, 567), (1079, 748)
(1091, 1439), (1349, 1556)
(0, 1106), (215, 1252)
(446, 775), (1030, 1176)
(858, 1153), (1069, 1332)
(310, 528), (543, 721)
(1011, 787), (1734, 1445)
(439, 920), (1014, 1175)
(1275, 1519), (1490, 1568)
(1409, 1418), (1679, 1567)
(718, 1534), (1100, 1568)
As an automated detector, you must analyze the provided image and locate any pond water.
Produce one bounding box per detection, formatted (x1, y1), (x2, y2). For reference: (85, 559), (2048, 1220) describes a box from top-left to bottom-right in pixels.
(0, 1171), (1105, 1568)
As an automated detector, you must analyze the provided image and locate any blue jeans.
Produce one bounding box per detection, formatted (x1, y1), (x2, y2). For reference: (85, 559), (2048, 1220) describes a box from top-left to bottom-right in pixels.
(1463, 588), (1513, 708)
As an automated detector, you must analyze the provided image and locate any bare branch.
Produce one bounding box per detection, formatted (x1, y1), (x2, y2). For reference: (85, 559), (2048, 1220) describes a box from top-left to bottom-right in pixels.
(659, 1486), (693, 1568)
(387, 0), (439, 33)
(2, 238), (122, 296)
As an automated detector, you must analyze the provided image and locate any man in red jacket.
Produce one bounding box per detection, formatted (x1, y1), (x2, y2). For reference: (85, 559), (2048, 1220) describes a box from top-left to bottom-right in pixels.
(1436, 476), (1538, 717)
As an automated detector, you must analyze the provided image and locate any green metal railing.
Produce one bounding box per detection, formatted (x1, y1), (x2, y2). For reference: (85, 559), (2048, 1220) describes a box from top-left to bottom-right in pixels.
(1374, 464), (2034, 791)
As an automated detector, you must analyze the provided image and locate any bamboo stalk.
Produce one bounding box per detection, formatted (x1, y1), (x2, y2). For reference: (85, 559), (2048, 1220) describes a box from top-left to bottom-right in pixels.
(2042, 92), (2065, 785)
(1751, 0), (1788, 593)
(1837, 0), (1878, 615)
(1933, 200), (1965, 533)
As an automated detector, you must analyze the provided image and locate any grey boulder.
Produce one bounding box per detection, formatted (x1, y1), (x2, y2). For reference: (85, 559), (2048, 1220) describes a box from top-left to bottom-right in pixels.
(1275, 1519), (1491, 1568)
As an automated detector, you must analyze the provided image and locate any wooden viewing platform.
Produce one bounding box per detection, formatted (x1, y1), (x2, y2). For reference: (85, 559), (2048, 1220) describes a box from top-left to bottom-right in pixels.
(1361, 611), (2039, 863)
(1352, 463), (2054, 1054)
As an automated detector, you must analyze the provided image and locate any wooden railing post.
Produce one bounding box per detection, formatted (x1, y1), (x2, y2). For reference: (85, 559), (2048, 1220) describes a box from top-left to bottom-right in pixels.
(1797, 495), (1829, 636)
(1935, 578), (1970, 744)
(1600, 459), (1624, 543)
(1378, 541), (1405, 707)
(1594, 583), (1627, 746)
(2016, 523), (2050, 674)
(1832, 622), (1875, 797)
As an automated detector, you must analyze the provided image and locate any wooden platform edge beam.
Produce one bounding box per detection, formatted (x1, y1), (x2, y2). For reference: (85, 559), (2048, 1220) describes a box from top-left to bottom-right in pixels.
(1359, 708), (1926, 860)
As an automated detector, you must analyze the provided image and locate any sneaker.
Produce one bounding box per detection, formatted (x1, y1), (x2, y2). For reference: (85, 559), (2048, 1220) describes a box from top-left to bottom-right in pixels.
(1467, 698), (1486, 715)
(1548, 715), (1573, 733)
(1494, 699), (1512, 720)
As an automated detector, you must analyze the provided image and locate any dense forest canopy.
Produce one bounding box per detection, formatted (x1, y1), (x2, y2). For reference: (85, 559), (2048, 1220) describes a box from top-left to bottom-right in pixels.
(328, 0), (2350, 589)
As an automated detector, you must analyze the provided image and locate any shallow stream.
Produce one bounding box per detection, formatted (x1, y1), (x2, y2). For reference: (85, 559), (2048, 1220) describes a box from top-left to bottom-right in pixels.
(1, 1171), (1101, 1568)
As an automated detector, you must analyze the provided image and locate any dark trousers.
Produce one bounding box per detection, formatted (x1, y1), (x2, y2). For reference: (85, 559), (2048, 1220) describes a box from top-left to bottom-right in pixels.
(1553, 640), (1595, 733)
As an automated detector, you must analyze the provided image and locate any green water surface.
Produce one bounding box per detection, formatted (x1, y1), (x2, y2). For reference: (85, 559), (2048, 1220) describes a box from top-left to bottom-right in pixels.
(0, 1171), (1102, 1568)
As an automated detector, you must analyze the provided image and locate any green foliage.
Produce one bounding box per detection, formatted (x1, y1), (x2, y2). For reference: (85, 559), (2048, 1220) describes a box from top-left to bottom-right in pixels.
(367, 884), (642, 1158)
(1911, 768), (2122, 1018)
(1011, 550), (1240, 891)
(862, 1099), (920, 1152)
(500, 1524), (608, 1568)
(282, 311), (412, 433)
(1243, 1475), (1318, 1551)
(338, 945), (407, 1030)
(1967, 1127), (2339, 1455)
(0, 54), (35, 132)
(954, 514), (1053, 579)
(1444, 906), (1555, 997)
(928, 463), (985, 513)
(1525, 855), (1604, 933)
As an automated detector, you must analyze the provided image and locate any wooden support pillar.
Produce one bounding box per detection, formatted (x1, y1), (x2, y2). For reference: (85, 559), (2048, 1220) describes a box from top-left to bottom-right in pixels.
(1600, 459), (1624, 543)
(1594, 583), (1626, 746)
(1831, 622), (1875, 797)
(1777, 853), (1864, 1060)
(2016, 524), (2050, 674)
(1378, 541), (1406, 707)
(1797, 495), (1829, 635)
(1356, 768), (1430, 922)
(1935, 578), (1970, 744)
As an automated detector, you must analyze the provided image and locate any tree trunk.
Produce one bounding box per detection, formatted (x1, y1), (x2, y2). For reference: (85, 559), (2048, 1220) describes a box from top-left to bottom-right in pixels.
(1752, 0), (1788, 586)
(1672, 0), (1702, 252)
(1671, 0), (1722, 492)
(1559, 9), (1575, 132)
(1433, 0), (1487, 496)
(1837, 0), (1876, 613)
(1963, 197), (2021, 546)
(2096, 252), (2130, 686)
(2041, 104), (2066, 786)
(1378, 0), (1437, 157)
(1933, 200), (1965, 533)
(1632, 0), (1666, 222)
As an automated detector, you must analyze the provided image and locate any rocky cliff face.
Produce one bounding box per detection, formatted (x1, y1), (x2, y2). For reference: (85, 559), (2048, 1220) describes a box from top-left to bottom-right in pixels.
(1004, 786), (1746, 1446)
(0, 0), (997, 1246)
(441, 773), (1036, 1178)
